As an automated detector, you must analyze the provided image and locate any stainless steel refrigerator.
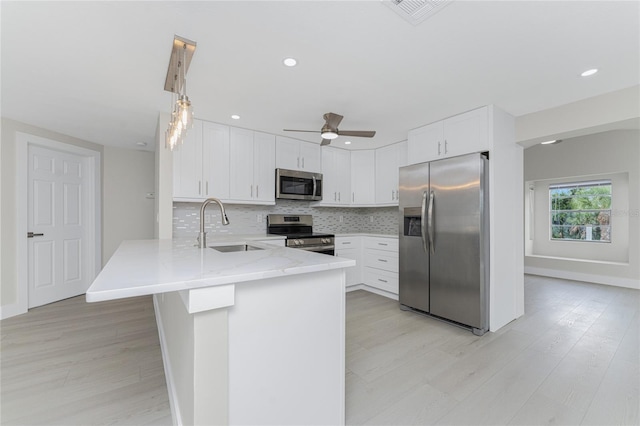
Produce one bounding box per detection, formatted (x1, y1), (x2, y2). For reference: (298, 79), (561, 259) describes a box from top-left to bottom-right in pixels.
(399, 152), (489, 335)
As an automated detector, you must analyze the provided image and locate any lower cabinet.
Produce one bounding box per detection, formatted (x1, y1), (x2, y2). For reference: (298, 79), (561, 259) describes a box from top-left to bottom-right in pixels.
(335, 236), (361, 287)
(336, 235), (398, 296)
(362, 237), (399, 294)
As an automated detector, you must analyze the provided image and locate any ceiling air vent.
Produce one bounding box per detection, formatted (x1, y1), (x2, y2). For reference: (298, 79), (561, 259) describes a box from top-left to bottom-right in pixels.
(383, 0), (453, 26)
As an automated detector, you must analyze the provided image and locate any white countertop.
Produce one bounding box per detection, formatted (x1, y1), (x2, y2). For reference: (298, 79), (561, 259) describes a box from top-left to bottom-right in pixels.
(86, 236), (354, 303)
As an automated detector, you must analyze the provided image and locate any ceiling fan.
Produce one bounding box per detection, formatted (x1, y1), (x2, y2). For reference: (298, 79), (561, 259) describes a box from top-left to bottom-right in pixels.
(284, 112), (376, 146)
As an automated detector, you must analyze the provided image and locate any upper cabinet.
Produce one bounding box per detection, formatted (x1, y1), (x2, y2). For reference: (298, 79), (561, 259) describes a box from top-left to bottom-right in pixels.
(375, 141), (407, 205)
(316, 146), (351, 206)
(229, 128), (275, 204)
(350, 150), (376, 206)
(275, 136), (322, 173)
(173, 120), (230, 200)
(408, 106), (489, 164)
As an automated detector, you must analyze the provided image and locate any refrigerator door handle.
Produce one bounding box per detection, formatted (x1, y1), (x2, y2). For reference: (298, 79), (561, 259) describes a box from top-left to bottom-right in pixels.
(421, 191), (428, 253)
(428, 190), (435, 254)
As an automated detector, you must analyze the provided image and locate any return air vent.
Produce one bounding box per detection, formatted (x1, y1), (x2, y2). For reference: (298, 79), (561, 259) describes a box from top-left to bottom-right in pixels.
(383, 0), (453, 25)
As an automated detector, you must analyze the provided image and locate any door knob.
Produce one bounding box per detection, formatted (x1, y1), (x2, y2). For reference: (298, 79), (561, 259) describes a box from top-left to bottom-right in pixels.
(27, 232), (44, 238)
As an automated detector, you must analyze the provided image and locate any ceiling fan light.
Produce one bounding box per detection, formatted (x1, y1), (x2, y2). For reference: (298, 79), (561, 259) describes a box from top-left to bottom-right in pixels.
(321, 131), (338, 140)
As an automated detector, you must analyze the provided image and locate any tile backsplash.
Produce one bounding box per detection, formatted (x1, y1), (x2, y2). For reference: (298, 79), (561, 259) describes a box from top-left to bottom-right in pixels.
(173, 200), (398, 240)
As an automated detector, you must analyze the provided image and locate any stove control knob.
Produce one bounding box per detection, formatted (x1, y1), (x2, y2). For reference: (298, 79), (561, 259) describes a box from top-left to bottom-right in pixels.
(322, 238), (329, 244)
(294, 239), (301, 246)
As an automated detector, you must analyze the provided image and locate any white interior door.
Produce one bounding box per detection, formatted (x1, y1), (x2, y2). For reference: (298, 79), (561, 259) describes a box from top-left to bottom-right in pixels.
(28, 145), (90, 308)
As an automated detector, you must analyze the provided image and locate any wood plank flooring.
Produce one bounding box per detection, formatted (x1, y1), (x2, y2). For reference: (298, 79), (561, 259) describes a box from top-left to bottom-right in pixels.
(1, 275), (638, 425)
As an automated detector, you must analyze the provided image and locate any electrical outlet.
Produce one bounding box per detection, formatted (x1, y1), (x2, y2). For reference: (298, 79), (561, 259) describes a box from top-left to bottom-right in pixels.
(257, 214), (263, 223)
(339, 215), (344, 223)
(370, 215), (374, 223)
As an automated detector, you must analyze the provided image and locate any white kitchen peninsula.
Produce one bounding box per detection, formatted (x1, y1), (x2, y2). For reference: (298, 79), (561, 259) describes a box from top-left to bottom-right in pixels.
(86, 237), (354, 426)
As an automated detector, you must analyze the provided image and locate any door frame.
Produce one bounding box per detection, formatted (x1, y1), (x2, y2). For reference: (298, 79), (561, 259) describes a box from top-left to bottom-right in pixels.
(15, 132), (101, 315)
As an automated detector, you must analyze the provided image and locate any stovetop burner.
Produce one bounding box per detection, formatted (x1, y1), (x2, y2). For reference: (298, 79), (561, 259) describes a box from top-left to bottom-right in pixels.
(267, 214), (335, 255)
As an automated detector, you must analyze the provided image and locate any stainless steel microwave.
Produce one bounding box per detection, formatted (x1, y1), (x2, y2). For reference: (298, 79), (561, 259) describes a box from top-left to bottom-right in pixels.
(275, 168), (323, 201)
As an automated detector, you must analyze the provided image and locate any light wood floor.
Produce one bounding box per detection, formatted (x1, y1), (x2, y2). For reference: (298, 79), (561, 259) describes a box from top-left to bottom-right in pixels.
(1, 275), (638, 425)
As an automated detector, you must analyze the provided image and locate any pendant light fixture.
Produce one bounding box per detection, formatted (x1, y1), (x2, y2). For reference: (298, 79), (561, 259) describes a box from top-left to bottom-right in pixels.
(164, 35), (197, 151)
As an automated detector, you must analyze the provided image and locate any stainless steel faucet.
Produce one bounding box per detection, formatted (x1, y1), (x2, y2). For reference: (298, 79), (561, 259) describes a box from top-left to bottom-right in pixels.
(198, 198), (230, 248)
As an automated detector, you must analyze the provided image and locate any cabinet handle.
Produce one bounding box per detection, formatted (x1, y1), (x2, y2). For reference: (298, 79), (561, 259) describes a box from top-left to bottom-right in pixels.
(199, 181), (202, 195)
(251, 185), (253, 198)
(445, 140), (448, 154)
(206, 181), (209, 195)
(378, 242), (388, 246)
(352, 192), (355, 202)
(438, 141), (441, 155)
(378, 279), (388, 283)
(343, 242), (351, 245)
(334, 192), (337, 201)
(338, 192), (341, 202)
(302, 157), (305, 168)
(297, 157), (300, 168)
(378, 259), (388, 262)
(391, 189), (395, 200)
(256, 185), (259, 198)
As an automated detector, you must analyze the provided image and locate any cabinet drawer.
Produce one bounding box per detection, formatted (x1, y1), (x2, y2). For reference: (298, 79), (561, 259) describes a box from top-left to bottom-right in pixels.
(363, 267), (398, 294)
(363, 250), (398, 273)
(335, 237), (361, 249)
(363, 237), (398, 252)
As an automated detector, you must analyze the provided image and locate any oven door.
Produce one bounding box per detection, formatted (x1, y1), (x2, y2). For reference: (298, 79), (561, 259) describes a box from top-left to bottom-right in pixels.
(290, 245), (335, 256)
(276, 169), (322, 201)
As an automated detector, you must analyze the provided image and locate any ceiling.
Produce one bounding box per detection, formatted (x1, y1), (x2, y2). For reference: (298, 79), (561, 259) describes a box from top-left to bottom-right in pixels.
(2, 1), (639, 152)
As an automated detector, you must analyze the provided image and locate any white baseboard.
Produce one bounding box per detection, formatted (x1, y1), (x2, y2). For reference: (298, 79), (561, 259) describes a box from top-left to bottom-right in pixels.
(525, 266), (640, 290)
(346, 283), (399, 301)
(153, 295), (182, 426)
(0, 302), (27, 320)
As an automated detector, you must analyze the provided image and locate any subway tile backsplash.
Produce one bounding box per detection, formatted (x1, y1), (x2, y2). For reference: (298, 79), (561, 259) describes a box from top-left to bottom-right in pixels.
(173, 200), (398, 241)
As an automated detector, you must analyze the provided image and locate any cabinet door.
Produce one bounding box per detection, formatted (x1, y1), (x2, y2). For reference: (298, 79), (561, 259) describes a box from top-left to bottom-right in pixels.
(253, 132), (276, 203)
(275, 136), (301, 170)
(351, 150), (375, 205)
(375, 144), (400, 204)
(407, 121), (443, 164)
(229, 127), (255, 200)
(201, 121), (230, 199)
(173, 120), (204, 199)
(321, 147), (339, 203)
(442, 107), (489, 158)
(334, 148), (351, 205)
(299, 141), (321, 172)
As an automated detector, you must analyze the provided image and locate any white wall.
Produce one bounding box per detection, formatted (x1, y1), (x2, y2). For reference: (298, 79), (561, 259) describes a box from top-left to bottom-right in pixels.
(524, 130), (640, 289)
(103, 146), (155, 264)
(1, 118), (155, 316)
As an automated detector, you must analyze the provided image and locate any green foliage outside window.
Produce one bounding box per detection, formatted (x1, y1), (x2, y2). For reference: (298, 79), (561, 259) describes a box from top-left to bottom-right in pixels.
(550, 181), (611, 242)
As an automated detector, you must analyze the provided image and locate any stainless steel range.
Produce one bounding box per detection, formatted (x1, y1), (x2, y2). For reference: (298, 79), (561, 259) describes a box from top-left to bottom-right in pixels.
(267, 214), (335, 255)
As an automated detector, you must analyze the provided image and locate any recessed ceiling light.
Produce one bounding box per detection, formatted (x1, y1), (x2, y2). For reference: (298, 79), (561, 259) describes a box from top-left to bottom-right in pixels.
(136, 142), (147, 147)
(344, 141), (352, 145)
(581, 68), (598, 77)
(283, 57), (297, 67)
(540, 139), (562, 145)
(231, 114), (240, 120)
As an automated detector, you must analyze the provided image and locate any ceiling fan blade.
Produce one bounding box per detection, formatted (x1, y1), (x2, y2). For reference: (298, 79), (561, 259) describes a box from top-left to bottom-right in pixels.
(283, 129), (321, 133)
(337, 130), (376, 138)
(323, 113), (343, 130)
(320, 138), (332, 146)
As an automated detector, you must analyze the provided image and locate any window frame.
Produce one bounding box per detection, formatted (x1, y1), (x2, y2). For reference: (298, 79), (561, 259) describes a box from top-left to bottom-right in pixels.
(549, 180), (612, 243)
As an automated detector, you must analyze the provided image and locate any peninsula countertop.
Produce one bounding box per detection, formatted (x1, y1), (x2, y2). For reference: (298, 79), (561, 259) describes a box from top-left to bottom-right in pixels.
(86, 237), (355, 303)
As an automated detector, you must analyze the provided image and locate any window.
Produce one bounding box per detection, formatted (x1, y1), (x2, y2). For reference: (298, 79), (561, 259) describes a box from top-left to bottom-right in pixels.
(550, 180), (611, 242)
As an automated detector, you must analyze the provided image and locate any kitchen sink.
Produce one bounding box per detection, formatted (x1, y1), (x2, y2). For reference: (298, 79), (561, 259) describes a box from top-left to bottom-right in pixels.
(209, 244), (264, 253)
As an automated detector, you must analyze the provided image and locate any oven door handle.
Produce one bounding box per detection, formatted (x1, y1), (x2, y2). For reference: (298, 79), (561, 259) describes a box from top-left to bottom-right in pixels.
(289, 245), (335, 252)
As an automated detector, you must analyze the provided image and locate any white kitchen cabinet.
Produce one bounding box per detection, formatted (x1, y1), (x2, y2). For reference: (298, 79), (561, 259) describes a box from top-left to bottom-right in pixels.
(375, 141), (407, 205)
(362, 236), (399, 295)
(335, 236), (361, 288)
(350, 150), (376, 205)
(407, 106), (489, 164)
(318, 146), (350, 205)
(275, 136), (321, 173)
(173, 120), (231, 200)
(229, 128), (275, 204)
